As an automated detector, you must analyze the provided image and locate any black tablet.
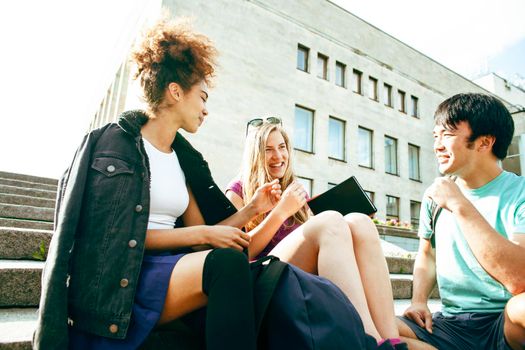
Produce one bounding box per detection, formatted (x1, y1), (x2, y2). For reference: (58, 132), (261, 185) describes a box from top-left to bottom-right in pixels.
(307, 176), (376, 216)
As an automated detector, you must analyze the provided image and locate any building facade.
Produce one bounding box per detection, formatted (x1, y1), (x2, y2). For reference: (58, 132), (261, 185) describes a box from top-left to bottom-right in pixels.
(474, 73), (525, 175)
(90, 0), (517, 225)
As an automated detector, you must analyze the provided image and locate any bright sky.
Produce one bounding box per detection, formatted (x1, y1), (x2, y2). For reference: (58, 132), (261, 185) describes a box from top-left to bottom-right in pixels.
(1, 0), (524, 179)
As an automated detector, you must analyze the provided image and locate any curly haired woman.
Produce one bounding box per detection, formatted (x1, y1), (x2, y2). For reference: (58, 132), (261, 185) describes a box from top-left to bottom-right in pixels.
(33, 18), (275, 350)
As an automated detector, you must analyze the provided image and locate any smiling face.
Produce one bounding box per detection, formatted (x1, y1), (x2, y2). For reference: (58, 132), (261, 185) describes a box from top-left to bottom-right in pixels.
(177, 81), (209, 133)
(433, 121), (477, 175)
(265, 130), (289, 179)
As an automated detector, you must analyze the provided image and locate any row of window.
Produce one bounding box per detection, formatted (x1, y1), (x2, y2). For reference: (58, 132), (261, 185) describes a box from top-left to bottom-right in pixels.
(294, 105), (421, 181)
(297, 44), (419, 117)
(297, 177), (422, 229)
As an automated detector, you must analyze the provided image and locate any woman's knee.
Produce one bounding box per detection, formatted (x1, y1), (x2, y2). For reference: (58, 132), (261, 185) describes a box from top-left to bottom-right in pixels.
(304, 210), (349, 242)
(506, 293), (525, 328)
(344, 213), (380, 242)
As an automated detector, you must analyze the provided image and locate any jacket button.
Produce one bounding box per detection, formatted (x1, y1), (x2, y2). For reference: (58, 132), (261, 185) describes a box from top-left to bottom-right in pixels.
(109, 324), (119, 333)
(128, 240), (137, 248)
(107, 165), (116, 173)
(135, 205), (143, 212)
(120, 278), (129, 288)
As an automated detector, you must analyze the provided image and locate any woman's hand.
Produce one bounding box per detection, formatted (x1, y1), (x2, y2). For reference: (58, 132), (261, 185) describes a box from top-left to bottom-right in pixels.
(275, 181), (307, 218)
(250, 179), (282, 215)
(203, 225), (251, 251)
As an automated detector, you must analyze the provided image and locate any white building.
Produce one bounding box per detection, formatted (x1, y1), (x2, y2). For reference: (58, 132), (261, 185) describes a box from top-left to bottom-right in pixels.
(90, 0), (519, 226)
(474, 72), (525, 175)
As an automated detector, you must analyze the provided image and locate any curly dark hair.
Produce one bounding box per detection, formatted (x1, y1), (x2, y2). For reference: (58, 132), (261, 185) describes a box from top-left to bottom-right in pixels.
(131, 18), (217, 112)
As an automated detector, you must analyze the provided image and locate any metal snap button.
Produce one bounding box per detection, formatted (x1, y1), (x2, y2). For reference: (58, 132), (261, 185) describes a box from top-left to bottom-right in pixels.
(128, 240), (137, 248)
(120, 279), (129, 288)
(135, 205), (143, 212)
(109, 324), (118, 333)
(107, 165), (116, 173)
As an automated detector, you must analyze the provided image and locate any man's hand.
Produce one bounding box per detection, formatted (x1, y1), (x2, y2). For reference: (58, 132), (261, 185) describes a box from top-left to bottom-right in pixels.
(426, 177), (468, 213)
(403, 302), (433, 333)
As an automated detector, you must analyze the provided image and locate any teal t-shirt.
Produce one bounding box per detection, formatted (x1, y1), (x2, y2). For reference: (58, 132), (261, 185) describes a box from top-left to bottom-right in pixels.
(419, 171), (525, 315)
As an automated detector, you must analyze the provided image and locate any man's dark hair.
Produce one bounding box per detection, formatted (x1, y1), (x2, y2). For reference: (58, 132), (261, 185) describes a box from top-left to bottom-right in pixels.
(434, 93), (514, 159)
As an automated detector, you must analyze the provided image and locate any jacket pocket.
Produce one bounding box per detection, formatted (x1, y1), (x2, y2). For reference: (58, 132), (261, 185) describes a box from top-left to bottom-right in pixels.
(91, 157), (134, 177)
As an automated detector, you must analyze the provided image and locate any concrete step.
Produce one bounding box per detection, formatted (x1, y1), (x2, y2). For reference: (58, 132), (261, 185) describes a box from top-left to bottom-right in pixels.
(0, 218), (53, 231)
(0, 179), (57, 192)
(0, 227), (52, 260)
(0, 308), (37, 350)
(0, 185), (56, 200)
(0, 204), (54, 222)
(0, 171), (58, 186)
(0, 261), (424, 309)
(0, 193), (55, 209)
(0, 300), (443, 350)
(0, 260), (44, 307)
(390, 274), (440, 299)
(386, 256), (414, 274)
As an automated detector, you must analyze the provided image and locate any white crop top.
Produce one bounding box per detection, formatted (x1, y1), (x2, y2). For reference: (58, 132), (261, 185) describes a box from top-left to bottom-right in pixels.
(143, 137), (189, 230)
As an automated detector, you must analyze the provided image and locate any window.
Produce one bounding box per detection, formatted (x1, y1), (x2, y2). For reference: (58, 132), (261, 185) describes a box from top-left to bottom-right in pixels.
(297, 176), (313, 197)
(335, 61), (346, 87)
(384, 83), (392, 107)
(317, 53), (328, 80)
(410, 95), (419, 118)
(368, 76), (378, 101)
(398, 90), (406, 113)
(364, 190), (374, 204)
(410, 201), (421, 229)
(358, 127), (373, 168)
(294, 105), (314, 152)
(386, 195), (399, 221)
(352, 69), (362, 94)
(328, 117), (345, 160)
(384, 136), (398, 175)
(408, 144), (421, 181)
(297, 44), (309, 72)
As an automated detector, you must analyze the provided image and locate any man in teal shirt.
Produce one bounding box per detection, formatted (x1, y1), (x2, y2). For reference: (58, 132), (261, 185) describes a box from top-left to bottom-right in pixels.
(398, 93), (525, 350)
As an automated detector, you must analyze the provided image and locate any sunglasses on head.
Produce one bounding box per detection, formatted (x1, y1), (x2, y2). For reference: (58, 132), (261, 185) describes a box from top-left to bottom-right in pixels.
(245, 117), (282, 136)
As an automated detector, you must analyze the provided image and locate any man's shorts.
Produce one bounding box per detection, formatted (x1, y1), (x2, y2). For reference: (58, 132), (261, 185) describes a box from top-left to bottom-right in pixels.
(400, 311), (512, 350)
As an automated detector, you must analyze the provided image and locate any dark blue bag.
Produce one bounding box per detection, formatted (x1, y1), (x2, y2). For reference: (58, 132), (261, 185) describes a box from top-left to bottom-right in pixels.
(253, 257), (379, 350)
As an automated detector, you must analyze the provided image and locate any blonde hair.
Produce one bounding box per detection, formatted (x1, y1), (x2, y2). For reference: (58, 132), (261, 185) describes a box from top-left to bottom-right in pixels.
(241, 123), (309, 231)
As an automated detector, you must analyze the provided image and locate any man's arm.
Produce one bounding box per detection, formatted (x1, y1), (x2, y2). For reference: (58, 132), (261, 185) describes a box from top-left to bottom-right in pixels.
(429, 177), (525, 295)
(403, 238), (437, 333)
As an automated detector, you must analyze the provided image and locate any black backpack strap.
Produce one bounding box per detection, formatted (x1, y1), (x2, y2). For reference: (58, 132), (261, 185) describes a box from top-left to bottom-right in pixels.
(428, 200), (442, 248)
(251, 256), (287, 335)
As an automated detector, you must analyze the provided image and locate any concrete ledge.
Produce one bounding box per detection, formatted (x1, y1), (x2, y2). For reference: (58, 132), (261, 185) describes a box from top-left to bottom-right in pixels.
(0, 204), (54, 222)
(0, 219), (53, 231)
(0, 261), (44, 307)
(0, 308), (37, 350)
(0, 185), (56, 200)
(0, 179), (57, 192)
(376, 225), (418, 239)
(0, 171), (58, 185)
(386, 256), (414, 274)
(0, 194), (55, 209)
(0, 228), (52, 260)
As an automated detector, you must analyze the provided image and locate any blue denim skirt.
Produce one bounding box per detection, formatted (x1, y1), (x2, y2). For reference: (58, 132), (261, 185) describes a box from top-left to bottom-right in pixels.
(69, 253), (187, 349)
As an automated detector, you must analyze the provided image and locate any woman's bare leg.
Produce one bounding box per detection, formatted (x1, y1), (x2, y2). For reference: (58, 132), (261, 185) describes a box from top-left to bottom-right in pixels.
(345, 213), (399, 339)
(159, 250), (210, 323)
(269, 210), (381, 340)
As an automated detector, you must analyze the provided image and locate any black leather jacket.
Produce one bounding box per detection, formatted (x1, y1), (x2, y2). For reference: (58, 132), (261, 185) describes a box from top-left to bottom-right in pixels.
(33, 110), (236, 349)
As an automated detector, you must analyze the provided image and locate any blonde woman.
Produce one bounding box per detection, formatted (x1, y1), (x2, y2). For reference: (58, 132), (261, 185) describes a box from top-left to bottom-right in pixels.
(226, 120), (404, 347)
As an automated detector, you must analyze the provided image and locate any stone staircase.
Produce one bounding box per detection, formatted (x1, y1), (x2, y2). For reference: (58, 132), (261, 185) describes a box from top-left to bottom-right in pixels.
(0, 171), (440, 349)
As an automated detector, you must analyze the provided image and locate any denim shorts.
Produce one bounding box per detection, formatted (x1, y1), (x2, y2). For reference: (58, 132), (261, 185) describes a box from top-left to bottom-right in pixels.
(400, 311), (512, 350)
